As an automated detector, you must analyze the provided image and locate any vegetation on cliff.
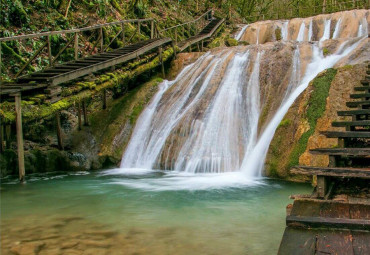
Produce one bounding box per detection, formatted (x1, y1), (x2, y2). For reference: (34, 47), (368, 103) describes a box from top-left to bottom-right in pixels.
(266, 68), (337, 179)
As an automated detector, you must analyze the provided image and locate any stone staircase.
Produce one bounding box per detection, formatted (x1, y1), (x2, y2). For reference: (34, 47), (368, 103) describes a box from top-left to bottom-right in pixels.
(278, 64), (370, 254)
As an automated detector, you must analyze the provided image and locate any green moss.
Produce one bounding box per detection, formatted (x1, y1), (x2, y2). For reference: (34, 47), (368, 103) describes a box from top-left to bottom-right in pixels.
(323, 48), (330, 56)
(278, 118), (292, 129)
(225, 37), (239, 47)
(287, 68), (337, 169)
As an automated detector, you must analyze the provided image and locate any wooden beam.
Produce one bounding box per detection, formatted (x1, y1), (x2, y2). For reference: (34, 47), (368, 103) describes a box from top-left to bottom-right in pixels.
(309, 147), (370, 156)
(48, 35), (53, 66)
(317, 176), (327, 198)
(15, 41), (48, 78)
(321, 131), (370, 138)
(100, 28), (104, 53)
(74, 32), (79, 60)
(13, 93), (25, 182)
(56, 111), (64, 150)
(151, 20), (154, 39)
(286, 215), (370, 231)
(291, 166), (370, 178)
(121, 23), (125, 45)
(82, 100), (89, 126)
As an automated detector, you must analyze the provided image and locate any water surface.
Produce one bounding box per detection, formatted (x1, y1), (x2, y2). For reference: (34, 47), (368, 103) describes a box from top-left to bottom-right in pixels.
(1, 170), (311, 255)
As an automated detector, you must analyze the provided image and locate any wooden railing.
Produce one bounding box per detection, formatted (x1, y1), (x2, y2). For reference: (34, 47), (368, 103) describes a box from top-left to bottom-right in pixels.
(244, 0), (368, 22)
(158, 10), (213, 45)
(0, 18), (156, 81)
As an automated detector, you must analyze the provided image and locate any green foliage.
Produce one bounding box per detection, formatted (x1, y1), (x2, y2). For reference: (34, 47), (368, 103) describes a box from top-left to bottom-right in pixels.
(287, 68), (337, 168)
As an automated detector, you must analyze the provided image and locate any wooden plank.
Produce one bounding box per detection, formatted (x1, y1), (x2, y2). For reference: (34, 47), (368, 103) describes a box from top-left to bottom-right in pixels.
(321, 131), (370, 138)
(291, 166), (370, 178)
(360, 80), (369, 86)
(332, 120), (370, 127)
(286, 215), (370, 230)
(278, 227), (316, 255)
(337, 109), (370, 116)
(309, 147), (370, 156)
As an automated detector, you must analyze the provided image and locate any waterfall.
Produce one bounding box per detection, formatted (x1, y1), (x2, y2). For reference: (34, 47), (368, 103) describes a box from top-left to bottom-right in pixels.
(236, 25), (248, 40)
(120, 11), (366, 178)
(241, 37), (364, 177)
(357, 17), (369, 37)
(333, 18), (342, 39)
(308, 20), (313, 41)
(296, 22), (306, 41)
(281, 21), (289, 40)
(320, 19), (332, 41)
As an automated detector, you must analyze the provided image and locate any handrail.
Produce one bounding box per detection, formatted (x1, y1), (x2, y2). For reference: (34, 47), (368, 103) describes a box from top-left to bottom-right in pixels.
(0, 18), (154, 42)
(159, 10), (212, 33)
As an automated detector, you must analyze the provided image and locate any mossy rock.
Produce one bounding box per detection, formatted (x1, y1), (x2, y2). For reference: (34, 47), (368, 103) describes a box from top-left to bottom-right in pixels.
(225, 38), (239, 47)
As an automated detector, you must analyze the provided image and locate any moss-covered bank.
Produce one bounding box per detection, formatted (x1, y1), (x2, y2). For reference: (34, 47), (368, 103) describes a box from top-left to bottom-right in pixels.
(265, 64), (366, 181)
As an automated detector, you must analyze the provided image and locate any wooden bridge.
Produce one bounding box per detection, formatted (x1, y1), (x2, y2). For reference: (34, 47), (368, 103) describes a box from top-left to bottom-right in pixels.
(278, 65), (370, 254)
(0, 10), (224, 98)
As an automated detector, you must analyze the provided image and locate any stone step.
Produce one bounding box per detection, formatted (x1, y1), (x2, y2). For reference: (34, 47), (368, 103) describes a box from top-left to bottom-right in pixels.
(337, 109), (370, 116)
(321, 131), (370, 138)
(309, 147), (370, 156)
(346, 100), (370, 108)
(332, 120), (370, 127)
(291, 165), (370, 178)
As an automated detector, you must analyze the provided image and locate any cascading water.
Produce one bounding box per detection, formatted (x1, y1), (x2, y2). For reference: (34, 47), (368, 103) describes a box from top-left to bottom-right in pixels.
(119, 10), (368, 182)
(296, 22), (306, 41)
(320, 19), (332, 41)
(235, 25), (248, 40)
(308, 20), (313, 41)
(333, 18), (342, 39)
(281, 21), (289, 40)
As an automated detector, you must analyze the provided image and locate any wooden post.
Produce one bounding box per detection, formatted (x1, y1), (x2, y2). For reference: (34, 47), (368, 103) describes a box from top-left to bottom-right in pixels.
(100, 28), (104, 53)
(317, 176), (327, 198)
(138, 22), (141, 36)
(121, 23), (125, 45)
(201, 40), (204, 51)
(74, 32), (79, 60)
(13, 93), (25, 182)
(77, 101), (82, 130)
(188, 45), (192, 53)
(47, 35), (52, 66)
(102, 89), (107, 109)
(150, 20), (154, 39)
(159, 47), (165, 78)
(197, 42), (200, 52)
(82, 100), (89, 126)
(56, 111), (64, 150)
(182, 26), (185, 38)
